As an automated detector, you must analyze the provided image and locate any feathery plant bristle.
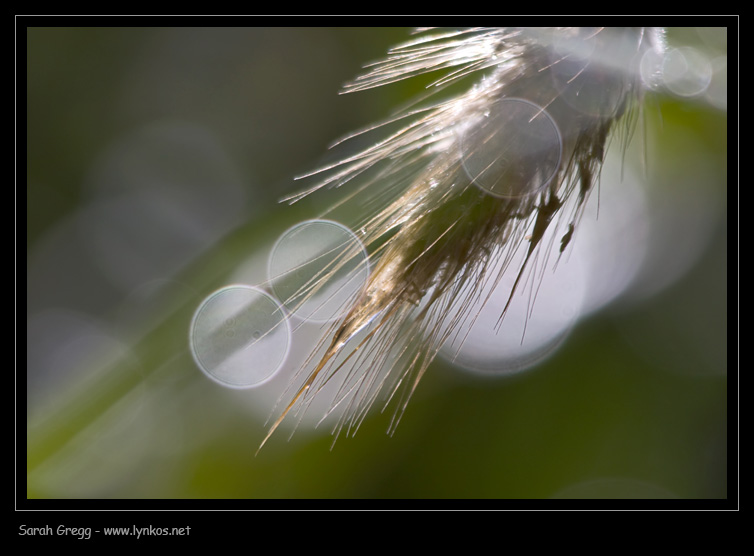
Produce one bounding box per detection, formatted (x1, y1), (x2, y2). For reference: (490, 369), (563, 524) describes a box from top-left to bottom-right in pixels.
(258, 27), (666, 451)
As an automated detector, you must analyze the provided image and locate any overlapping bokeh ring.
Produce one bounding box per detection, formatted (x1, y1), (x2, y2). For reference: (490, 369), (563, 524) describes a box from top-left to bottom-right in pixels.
(190, 285), (291, 388)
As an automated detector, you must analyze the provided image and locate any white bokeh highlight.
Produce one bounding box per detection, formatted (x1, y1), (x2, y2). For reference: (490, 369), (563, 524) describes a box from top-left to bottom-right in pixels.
(268, 219), (370, 323)
(190, 285), (291, 388)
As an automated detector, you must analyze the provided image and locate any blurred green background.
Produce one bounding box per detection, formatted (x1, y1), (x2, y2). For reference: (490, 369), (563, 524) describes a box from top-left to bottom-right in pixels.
(25, 25), (728, 501)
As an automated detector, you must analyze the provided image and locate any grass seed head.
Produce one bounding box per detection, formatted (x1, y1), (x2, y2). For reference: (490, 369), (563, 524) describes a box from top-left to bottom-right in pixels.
(259, 27), (666, 451)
